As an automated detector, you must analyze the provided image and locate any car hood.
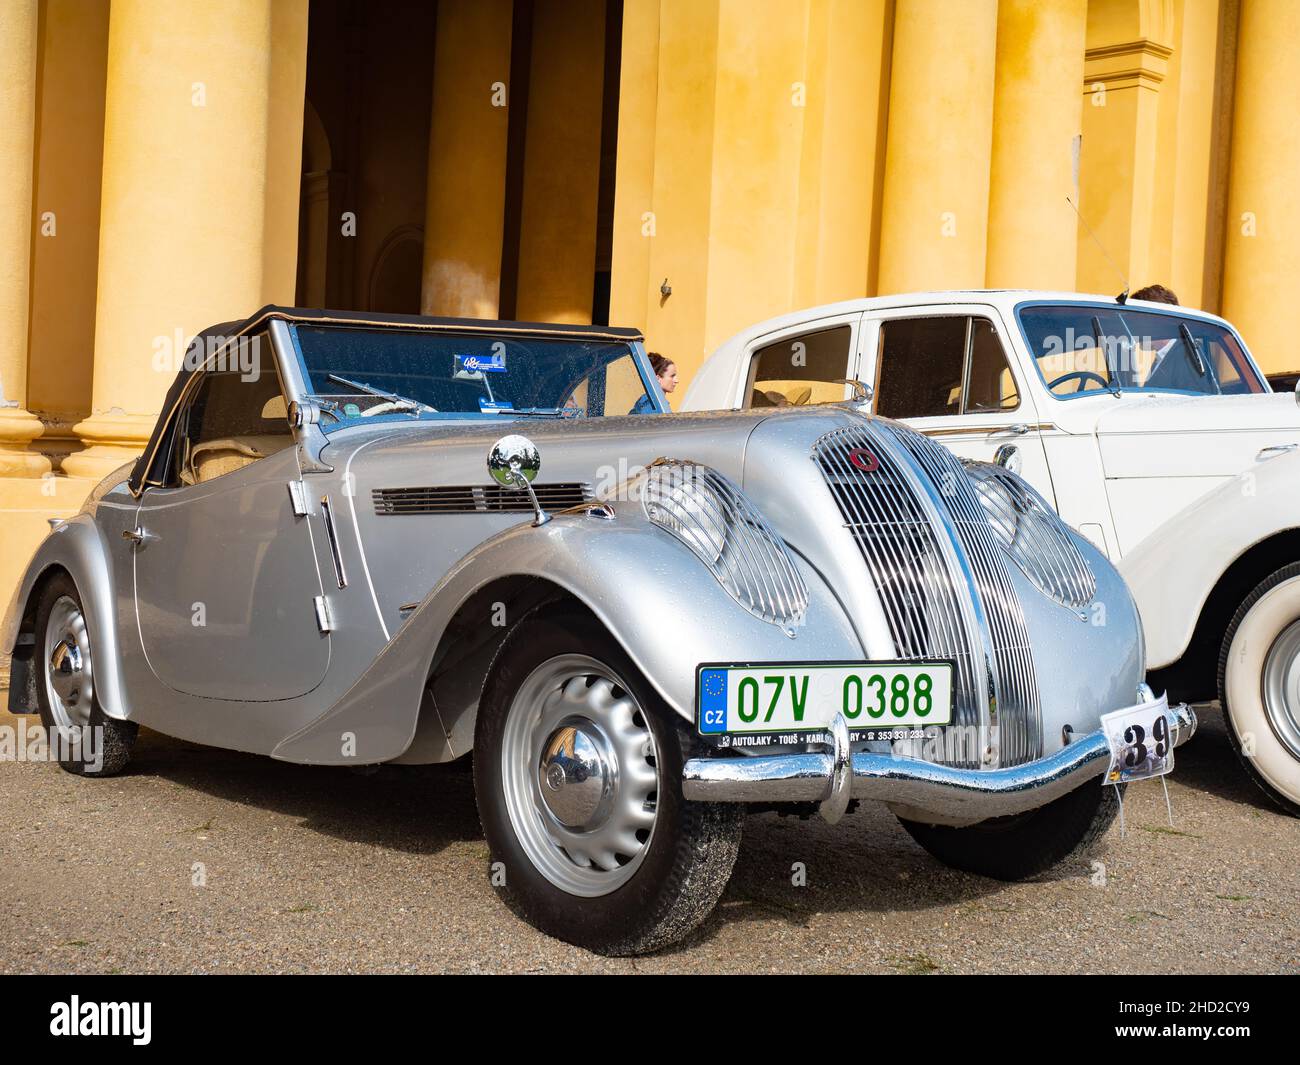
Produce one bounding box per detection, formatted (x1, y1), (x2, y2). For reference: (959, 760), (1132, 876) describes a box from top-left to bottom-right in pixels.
(1095, 391), (1300, 478)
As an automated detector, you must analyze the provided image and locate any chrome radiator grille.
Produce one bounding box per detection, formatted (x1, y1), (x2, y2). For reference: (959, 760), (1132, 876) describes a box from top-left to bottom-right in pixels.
(813, 421), (1043, 767)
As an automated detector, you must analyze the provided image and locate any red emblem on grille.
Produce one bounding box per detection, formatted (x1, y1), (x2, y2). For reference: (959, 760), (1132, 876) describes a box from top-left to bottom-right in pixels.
(848, 448), (879, 472)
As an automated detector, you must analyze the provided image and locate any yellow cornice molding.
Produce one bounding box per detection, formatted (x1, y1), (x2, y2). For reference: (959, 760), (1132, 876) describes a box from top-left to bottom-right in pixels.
(1083, 37), (1172, 92)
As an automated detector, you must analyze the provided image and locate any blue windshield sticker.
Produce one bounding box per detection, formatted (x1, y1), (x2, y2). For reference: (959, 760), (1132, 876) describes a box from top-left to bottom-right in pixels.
(456, 352), (507, 374)
(478, 397), (514, 412)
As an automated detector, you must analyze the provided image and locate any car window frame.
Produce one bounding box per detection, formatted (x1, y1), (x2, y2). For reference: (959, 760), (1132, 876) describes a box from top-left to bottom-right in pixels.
(739, 312), (865, 410)
(865, 308), (1025, 421)
(1012, 298), (1269, 400)
(280, 321), (664, 427)
(152, 336), (296, 491)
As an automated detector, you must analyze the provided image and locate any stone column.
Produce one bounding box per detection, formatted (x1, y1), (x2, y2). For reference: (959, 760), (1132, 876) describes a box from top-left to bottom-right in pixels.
(513, 0), (607, 324)
(64, 0), (306, 480)
(985, 0), (1088, 290)
(421, 0), (514, 319)
(877, 0), (999, 293)
(1221, 0), (1300, 376)
(0, 0), (50, 476)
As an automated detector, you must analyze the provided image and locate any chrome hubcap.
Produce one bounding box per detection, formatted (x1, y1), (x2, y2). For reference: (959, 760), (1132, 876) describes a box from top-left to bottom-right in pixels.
(43, 595), (94, 729)
(501, 655), (659, 897)
(1262, 620), (1300, 760)
(538, 721), (615, 828)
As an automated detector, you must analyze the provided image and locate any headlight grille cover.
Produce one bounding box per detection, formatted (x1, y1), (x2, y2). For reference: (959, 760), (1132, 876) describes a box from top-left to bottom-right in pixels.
(641, 459), (808, 628)
(964, 462), (1096, 609)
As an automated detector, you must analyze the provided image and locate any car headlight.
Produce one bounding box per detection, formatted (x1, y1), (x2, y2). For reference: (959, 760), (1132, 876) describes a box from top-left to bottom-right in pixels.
(642, 463), (728, 563)
(640, 460), (808, 629)
(965, 461), (1097, 609)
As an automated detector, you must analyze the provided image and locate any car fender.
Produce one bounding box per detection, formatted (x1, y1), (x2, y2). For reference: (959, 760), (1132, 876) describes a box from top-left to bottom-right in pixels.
(270, 510), (864, 765)
(1, 513), (130, 720)
(1118, 448), (1300, 668)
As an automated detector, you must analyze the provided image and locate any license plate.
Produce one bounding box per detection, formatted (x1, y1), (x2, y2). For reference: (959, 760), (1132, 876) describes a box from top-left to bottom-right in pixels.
(697, 660), (954, 739)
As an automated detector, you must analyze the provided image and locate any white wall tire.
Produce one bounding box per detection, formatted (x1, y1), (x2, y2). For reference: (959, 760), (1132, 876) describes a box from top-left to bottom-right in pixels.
(1219, 563), (1300, 816)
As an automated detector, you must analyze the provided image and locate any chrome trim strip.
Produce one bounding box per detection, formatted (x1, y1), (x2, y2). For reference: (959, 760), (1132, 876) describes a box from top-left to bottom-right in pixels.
(319, 495), (347, 588)
(914, 422), (1056, 438)
(343, 438), (392, 642)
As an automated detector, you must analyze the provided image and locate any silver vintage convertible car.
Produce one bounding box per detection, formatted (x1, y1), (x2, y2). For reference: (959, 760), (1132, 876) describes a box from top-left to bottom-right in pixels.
(2, 307), (1194, 955)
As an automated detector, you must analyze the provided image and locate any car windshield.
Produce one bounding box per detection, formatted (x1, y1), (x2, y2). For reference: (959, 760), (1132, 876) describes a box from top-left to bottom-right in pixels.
(290, 324), (657, 427)
(1016, 304), (1267, 399)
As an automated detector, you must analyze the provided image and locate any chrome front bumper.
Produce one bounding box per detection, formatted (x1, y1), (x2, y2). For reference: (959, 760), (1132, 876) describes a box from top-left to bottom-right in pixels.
(682, 695), (1196, 825)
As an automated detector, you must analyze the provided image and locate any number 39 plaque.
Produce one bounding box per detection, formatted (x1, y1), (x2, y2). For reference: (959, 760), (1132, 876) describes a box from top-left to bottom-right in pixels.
(1099, 694), (1175, 784)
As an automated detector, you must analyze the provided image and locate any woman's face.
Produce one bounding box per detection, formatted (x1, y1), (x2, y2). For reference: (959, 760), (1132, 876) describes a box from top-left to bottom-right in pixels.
(658, 363), (678, 394)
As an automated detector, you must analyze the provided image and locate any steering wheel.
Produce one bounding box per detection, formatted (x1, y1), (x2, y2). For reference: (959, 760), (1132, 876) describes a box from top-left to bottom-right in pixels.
(1047, 369), (1109, 394)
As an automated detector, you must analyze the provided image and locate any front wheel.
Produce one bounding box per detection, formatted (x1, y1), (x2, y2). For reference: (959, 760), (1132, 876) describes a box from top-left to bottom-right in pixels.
(1219, 563), (1300, 816)
(34, 573), (137, 777)
(474, 606), (744, 955)
(898, 782), (1121, 881)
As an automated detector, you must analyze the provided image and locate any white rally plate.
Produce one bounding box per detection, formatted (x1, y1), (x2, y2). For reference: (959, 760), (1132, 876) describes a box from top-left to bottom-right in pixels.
(697, 660), (953, 742)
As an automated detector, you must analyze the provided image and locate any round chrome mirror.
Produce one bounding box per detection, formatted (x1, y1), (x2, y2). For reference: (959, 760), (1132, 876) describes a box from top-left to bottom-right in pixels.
(488, 434), (542, 489)
(488, 436), (550, 526)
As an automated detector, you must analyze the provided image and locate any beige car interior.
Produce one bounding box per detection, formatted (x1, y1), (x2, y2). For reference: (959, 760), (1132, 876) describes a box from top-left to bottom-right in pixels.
(178, 380), (295, 486)
(749, 380), (841, 407)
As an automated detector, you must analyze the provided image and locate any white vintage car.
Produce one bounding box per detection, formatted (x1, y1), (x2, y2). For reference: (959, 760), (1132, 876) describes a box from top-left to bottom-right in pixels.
(683, 290), (1300, 814)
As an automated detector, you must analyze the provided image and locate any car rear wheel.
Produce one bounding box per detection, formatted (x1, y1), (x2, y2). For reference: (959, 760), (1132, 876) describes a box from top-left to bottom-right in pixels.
(1219, 563), (1300, 816)
(474, 605), (744, 955)
(34, 573), (137, 777)
(897, 781), (1121, 881)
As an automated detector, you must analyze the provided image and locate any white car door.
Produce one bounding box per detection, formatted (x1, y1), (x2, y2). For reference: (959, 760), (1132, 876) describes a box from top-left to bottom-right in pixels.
(860, 306), (1058, 507)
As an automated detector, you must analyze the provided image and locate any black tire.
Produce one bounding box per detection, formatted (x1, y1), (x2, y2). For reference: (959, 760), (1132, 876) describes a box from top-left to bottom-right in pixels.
(898, 782), (1121, 881)
(1218, 562), (1300, 817)
(34, 573), (137, 777)
(473, 605), (744, 955)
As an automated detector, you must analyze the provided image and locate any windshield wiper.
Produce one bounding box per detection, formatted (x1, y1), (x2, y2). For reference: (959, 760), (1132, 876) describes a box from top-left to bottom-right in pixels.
(326, 373), (435, 413)
(494, 407), (568, 418)
(1090, 316), (1123, 397)
(1178, 322), (1210, 378)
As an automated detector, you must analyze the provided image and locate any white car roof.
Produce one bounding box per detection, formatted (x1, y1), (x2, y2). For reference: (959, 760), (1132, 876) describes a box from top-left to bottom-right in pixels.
(715, 289), (1234, 349)
(688, 290), (1241, 411)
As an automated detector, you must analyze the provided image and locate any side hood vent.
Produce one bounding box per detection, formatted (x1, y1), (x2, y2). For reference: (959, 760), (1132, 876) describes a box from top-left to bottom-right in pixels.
(373, 483), (593, 515)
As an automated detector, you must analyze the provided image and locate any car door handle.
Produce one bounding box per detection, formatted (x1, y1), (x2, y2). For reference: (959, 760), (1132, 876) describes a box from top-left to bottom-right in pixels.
(988, 423), (1030, 438)
(122, 526), (157, 545)
(1257, 443), (1297, 461)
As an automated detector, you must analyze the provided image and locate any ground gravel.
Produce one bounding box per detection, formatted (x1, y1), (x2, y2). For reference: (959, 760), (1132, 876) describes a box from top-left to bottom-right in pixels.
(1, 699), (1295, 974)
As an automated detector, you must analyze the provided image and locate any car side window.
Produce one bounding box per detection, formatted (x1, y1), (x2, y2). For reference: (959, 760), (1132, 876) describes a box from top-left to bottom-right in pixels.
(169, 364), (295, 486)
(744, 326), (852, 408)
(875, 316), (1019, 419)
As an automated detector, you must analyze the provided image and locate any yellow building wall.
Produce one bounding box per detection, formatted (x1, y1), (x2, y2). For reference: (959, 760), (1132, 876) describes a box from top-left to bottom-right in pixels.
(612, 0), (893, 388)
